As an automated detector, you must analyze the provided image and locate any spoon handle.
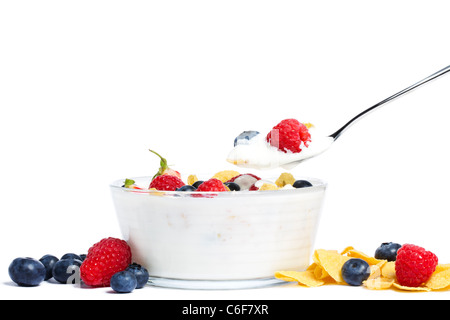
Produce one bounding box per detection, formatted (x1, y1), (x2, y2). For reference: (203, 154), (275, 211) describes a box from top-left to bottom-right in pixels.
(330, 65), (450, 140)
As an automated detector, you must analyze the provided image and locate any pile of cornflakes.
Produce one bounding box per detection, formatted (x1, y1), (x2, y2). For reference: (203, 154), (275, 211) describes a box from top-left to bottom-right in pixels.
(275, 247), (450, 291)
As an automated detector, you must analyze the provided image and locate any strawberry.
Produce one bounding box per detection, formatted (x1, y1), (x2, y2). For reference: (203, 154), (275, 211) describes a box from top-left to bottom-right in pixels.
(80, 237), (132, 287)
(149, 174), (185, 191)
(226, 173), (261, 191)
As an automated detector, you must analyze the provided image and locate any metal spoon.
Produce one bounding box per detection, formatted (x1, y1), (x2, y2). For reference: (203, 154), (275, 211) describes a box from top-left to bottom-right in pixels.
(286, 64), (450, 168)
(228, 65), (450, 170)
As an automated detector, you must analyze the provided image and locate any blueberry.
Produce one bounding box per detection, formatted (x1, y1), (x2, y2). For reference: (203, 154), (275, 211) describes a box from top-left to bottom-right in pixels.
(52, 258), (82, 284)
(374, 242), (402, 262)
(292, 180), (313, 188)
(224, 182), (240, 191)
(126, 263), (149, 289)
(110, 270), (137, 293)
(192, 180), (204, 188)
(8, 257), (46, 287)
(60, 253), (82, 261)
(39, 254), (59, 280)
(234, 131), (260, 146)
(176, 185), (197, 192)
(341, 258), (371, 286)
(79, 254), (87, 261)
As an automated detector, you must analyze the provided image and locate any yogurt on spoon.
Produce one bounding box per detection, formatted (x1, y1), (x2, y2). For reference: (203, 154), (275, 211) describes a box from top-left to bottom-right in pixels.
(228, 65), (450, 170)
(227, 119), (334, 170)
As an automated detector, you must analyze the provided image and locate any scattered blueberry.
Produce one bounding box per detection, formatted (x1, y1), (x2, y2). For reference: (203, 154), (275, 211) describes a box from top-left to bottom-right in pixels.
(8, 257), (46, 287)
(234, 131), (260, 146)
(39, 254), (59, 280)
(176, 185), (197, 192)
(52, 258), (82, 284)
(110, 270), (137, 293)
(126, 263), (149, 289)
(341, 258), (371, 286)
(224, 182), (241, 191)
(292, 180), (313, 188)
(60, 253), (82, 261)
(374, 242), (402, 262)
(192, 180), (204, 188)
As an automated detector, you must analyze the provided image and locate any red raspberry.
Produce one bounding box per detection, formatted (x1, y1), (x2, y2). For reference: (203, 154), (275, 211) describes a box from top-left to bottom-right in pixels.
(80, 237), (132, 287)
(395, 244), (438, 287)
(196, 178), (228, 192)
(266, 119), (311, 153)
(149, 174), (185, 191)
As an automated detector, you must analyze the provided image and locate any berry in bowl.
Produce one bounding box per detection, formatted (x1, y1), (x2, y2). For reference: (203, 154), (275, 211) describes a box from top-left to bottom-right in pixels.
(109, 152), (327, 289)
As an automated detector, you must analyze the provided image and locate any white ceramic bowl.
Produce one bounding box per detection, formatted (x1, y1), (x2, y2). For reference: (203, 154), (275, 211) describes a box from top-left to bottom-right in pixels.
(110, 176), (327, 289)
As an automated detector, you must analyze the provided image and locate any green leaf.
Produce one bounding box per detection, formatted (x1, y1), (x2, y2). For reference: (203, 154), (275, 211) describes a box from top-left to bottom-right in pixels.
(124, 178), (135, 188)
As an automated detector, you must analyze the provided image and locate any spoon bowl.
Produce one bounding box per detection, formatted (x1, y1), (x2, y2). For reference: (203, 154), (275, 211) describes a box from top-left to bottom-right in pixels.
(227, 134), (334, 169)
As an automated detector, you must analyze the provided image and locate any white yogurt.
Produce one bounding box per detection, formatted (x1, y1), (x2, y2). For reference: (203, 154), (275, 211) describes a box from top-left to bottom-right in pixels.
(227, 129), (334, 170)
(110, 177), (327, 284)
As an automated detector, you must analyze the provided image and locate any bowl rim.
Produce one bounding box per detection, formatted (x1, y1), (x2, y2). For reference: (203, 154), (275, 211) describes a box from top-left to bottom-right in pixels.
(110, 175), (327, 198)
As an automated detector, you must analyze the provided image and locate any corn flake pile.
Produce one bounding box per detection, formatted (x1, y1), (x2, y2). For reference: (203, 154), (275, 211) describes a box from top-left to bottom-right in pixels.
(275, 247), (450, 291)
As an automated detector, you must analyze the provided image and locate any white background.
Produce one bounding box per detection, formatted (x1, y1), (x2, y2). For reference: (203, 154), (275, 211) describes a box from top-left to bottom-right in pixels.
(1, 0), (450, 300)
